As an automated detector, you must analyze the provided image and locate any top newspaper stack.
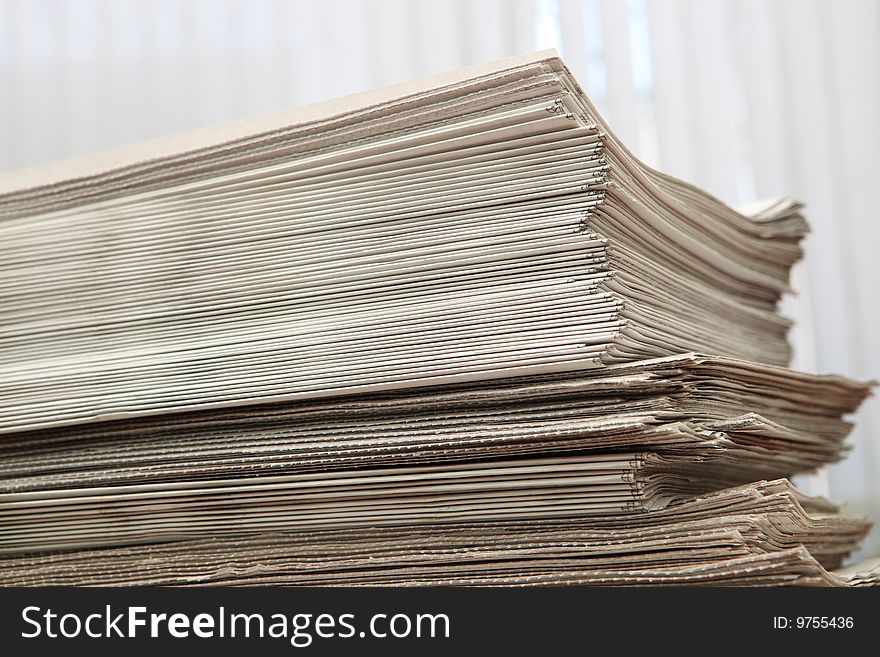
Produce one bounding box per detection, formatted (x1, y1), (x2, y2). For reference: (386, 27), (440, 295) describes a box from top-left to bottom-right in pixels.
(0, 50), (805, 435)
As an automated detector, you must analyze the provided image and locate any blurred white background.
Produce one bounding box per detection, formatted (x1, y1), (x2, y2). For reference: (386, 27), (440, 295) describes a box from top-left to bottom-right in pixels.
(1, 0), (878, 555)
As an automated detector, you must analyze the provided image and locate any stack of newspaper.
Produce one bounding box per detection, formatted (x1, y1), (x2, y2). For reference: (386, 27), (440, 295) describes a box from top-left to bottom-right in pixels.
(3, 480), (876, 586)
(0, 52), (804, 434)
(0, 51), (876, 586)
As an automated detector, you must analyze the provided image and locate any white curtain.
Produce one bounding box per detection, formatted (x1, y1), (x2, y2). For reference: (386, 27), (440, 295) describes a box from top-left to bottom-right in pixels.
(1, 0), (878, 554)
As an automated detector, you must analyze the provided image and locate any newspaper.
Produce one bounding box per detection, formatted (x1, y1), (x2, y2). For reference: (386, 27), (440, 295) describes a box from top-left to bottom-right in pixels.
(2, 480), (876, 587)
(0, 52), (805, 434)
(0, 51), (874, 586)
